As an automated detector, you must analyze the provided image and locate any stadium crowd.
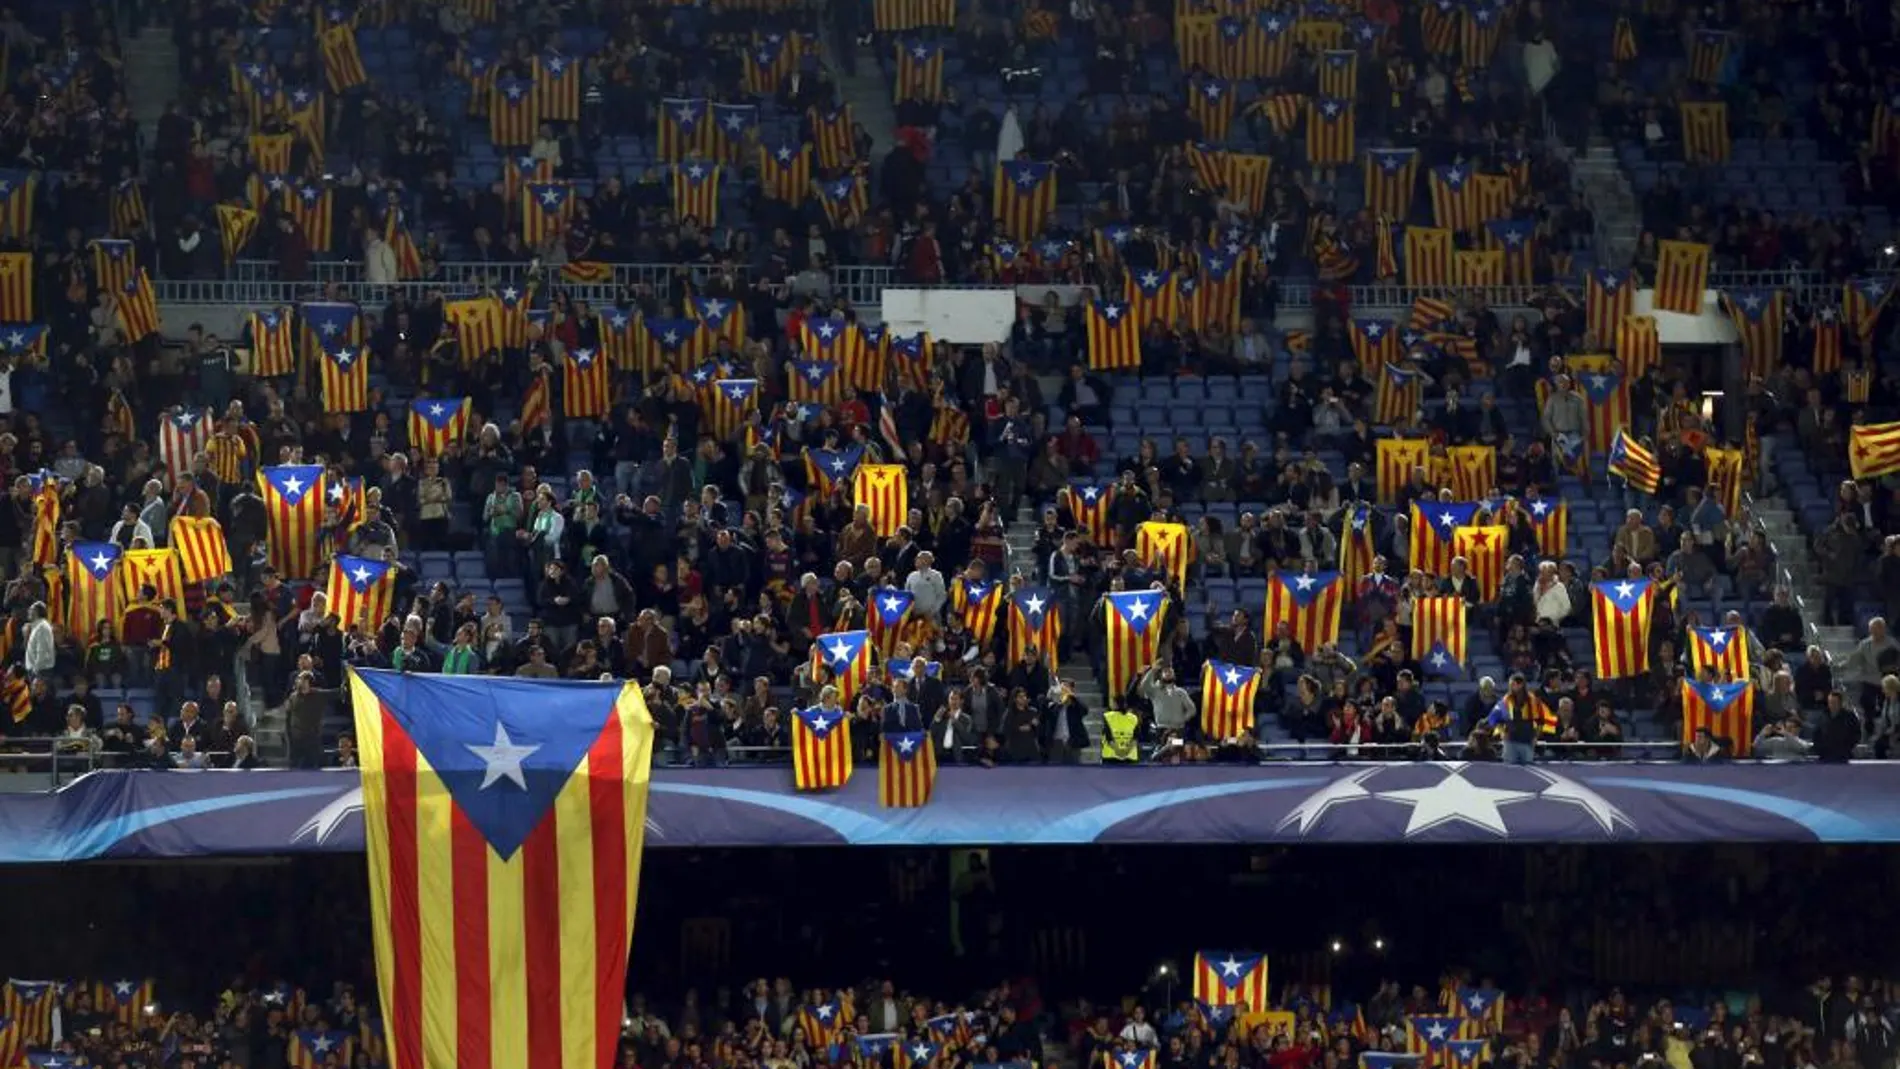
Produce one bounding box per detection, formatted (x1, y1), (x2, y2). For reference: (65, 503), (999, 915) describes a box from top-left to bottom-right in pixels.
(0, 0), (1895, 775)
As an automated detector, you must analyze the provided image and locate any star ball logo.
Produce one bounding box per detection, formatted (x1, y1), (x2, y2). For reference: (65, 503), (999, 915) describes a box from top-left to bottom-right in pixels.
(1275, 763), (1635, 840)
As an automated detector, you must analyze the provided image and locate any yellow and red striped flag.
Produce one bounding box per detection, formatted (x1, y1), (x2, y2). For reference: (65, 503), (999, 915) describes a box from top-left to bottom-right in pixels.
(170, 515), (233, 583)
(1652, 240), (1710, 314)
(852, 463), (908, 538)
(894, 39), (945, 102)
(1527, 497), (1568, 557)
(1586, 267), (1635, 345)
(1687, 29), (1728, 83)
(1375, 438), (1429, 504)
(1452, 249), (1503, 288)
(110, 179), (148, 237)
(217, 204), (260, 263)
(115, 271), (161, 343)
(326, 554), (396, 630)
(1411, 595), (1467, 676)
(1126, 268), (1179, 330)
(1191, 952), (1268, 1014)
(815, 174), (868, 229)
(1483, 219), (1536, 283)
(1592, 578), (1656, 679)
(244, 308), (293, 374)
(64, 542), (122, 640)
(658, 97), (710, 160)
(670, 162), (721, 227)
(533, 50), (581, 122)
(1812, 306), (1845, 376)
(1264, 571), (1344, 653)
(320, 24), (367, 91)
(1317, 49), (1357, 98)
(1844, 277), (1893, 342)
(443, 298), (503, 362)
(1404, 226), (1452, 287)
(1373, 361), (1424, 426)
(1364, 148), (1419, 220)
(1007, 586), (1061, 671)
(407, 397), (471, 457)
(94, 980), (155, 1026)
(878, 732), (935, 807)
(1135, 520), (1192, 589)
(29, 477), (60, 567)
(1305, 97), (1355, 165)
(1608, 429), (1662, 493)
(347, 669), (655, 1069)
(561, 348), (611, 420)
(1849, 421), (1900, 480)
(1350, 316), (1398, 367)
(1612, 16), (1638, 60)
(807, 105), (856, 169)
(993, 160), (1056, 241)
(1580, 371), (1630, 457)
(1704, 445), (1745, 515)
(520, 371), (551, 432)
(320, 344), (370, 413)
(1103, 589), (1168, 702)
(1060, 481), (1115, 546)
(1451, 525), (1507, 602)
(1086, 300), (1141, 371)
(288, 179), (334, 250)
(1409, 501), (1480, 577)
(260, 465), (325, 578)
(1428, 165), (1473, 232)
(1448, 445), (1496, 501)
(0, 170), (37, 241)
(289, 1029), (356, 1069)
(1681, 679), (1753, 755)
(793, 702), (854, 789)
(1188, 76), (1235, 141)
(0, 252), (32, 320)
(1681, 100), (1730, 162)
(521, 182), (573, 247)
(489, 77), (540, 147)
(1199, 660), (1261, 740)
(759, 141), (812, 203)
(1687, 625), (1751, 682)
(1616, 313), (1661, 381)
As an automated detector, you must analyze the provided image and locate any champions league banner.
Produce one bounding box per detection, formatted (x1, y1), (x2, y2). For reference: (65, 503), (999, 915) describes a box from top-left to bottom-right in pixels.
(4, 762), (1900, 862)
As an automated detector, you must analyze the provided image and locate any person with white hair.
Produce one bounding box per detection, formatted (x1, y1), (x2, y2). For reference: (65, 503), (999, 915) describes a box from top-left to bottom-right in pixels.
(1532, 560), (1571, 627)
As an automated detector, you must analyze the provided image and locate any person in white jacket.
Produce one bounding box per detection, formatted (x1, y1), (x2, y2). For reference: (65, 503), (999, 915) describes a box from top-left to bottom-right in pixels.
(363, 228), (398, 283)
(24, 601), (55, 681)
(904, 550), (947, 622)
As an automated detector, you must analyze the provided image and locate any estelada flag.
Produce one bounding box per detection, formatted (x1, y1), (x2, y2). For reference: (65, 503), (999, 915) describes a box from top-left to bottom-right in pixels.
(1483, 219), (1537, 283)
(320, 24), (367, 91)
(1007, 586), (1061, 671)
(1363, 147), (1419, 220)
(1428, 164), (1473, 232)
(91, 238), (137, 293)
(110, 178), (147, 237)
(1616, 313), (1660, 380)
(170, 515), (233, 583)
(327, 554), (396, 630)
(115, 272), (161, 344)
(1704, 445), (1744, 515)
(1411, 595), (1467, 676)
(792, 704), (854, 790)
(894, 39), (945, 102)
(1812, 306), (1844, 376)
(851, 463), (907, 538)
(955, 579), (1004, 644)
(1102, 589), (1167, 702)
(1586, 267), (1634, 344)
(260, 465), (325, 578)
(521, 181), (573, 246)
(561, 347), (611, 420)
(533, 50), (581, 122)
(1192, 951), (1268, 1014)
(1349, 316), (1397, 367)
(1085, 300), (1140, 371)
(671, 162), (721, 227)
(489, 77), (539, 147)
(658, 97), (709, 160)
(1060, 481), (1115, 545)
(878, 732), (936, 807)
(1448, 445), (1495, 501)
(319, 344), (369, 413)
(1722, 288), (1783, 379)
(1375, 437), (1429, 504)
(1591, 578), (1655, 679)
(1580, 371), (1629, 457)
(867, 588), (914, 659)
(1199, 660), (1261, 740)
(1125, 269), (1179, 331)
(1305, 97), (1355, 166)
(1527, 497), (1567, 557)
(64, 541), (121, 640)
(287, 179), (333, 251)
(1450, 525), (1507, 602)
(0, 252), (33, 320)
(1687, 624), (1750, 682)
(289, 1029), (355, 1069)
(1844, 276), (1893, 341)
(1849, 421), (1900, 480)
(816, 174), (868, 229)
(348, 669), (654, 1069)
(217, 204), (259, 263)
(710, 103), (757, 161)
(811, 629), (872, 707)
(1374, 362), (1424, 425)
(1264, 571), (1344, 653)
(992, 160), (1056, 241)
(3, 980), (59, 1043)
(1135, 520), (1192, 588)
(1607, 429), (1662, 494)
(1680, 678), (1754, 756)
(1652, 239), (1710, 314)
(1680, 99), (1729, 163)
(1404, 226), (1452, 288)
(1188, 75), (1235, 140)
(0, 170), (36, 240)
(808, 105), (856, 169)
(119, 548), (185, 612)
(408, 397), (471, 457)
(94, 979), (154, 1026)
(758, 141), (812, 202)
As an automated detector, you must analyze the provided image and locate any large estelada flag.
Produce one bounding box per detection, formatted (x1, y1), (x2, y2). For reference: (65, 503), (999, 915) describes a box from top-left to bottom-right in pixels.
(878, 731), (935, 807)
(1591, 578), (1655, 679)
(349, 669), (654, 1069)
(1681, 679), (1754, 756)
(1687, 624), (1750, 681)
(1849, 421), (1900, 480)
(1191, 951), (1268, 1014)
(1199, 659), (1260, 740)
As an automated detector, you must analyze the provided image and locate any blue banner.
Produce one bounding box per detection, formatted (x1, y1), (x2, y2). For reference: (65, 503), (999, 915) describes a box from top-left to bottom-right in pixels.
(2, 763), (1899, 862)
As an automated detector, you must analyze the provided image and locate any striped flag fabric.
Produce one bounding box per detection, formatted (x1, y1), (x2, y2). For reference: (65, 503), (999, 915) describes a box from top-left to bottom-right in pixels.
(299, 300), (362, 362)
(1680, 679), (1754, 755)
(260, 465), (326, 578)
(248, 308), (296, 376)
(993, 160), (1056, 240)
(1404, 226), (1452, 287)
(320, 24), (366, 90)
(1844, 276), (1892, 341)
(326, 554), (396, 630)
(894, 39), (945, 102)
(808, 105), (856, 169)
(521, 181), (573, 246)
(1085, 301), (1140, 371)
(1007, 586), (1062, 671)
(1191, 951), (1268, 1014)
(64, 542), (122, 640)
(868, 588), (914, 660)
(1680, 99), (1730, 162)
(878, 732), (936, 807)
(1374, 361), (1424, 425)
(1189, 248), (1243, 334)
(851, 464), (908, 538)
(408, 398), (471, 457)
(119, 548), (185, 610)
(1364, 148), (1419, 220)
(1452, 988), (1505, 1030)
(94, 979), (154, 1026)
(709, 103), (757, 161)
(1338, 503), (1377, 581)
(320, 344), (370, 413)
(1812, 305), (1844, 375)
(158, 408), (213, 479)
(289, 1029), (355, 1069)
(170, 516), (232, 583)
(805, 444), (865, 498)
(1428, 165), (1473, 232)
(1411, 596), (1467, 676)
(1126, 269), (1179, 330)
(0, 324), (45, 363)
(29, 477), (59, 567)
(816, 174), (868, 229)
(1591, 578), (1655, 679)
(91, 238), (137, 294)
(1612, 16), (1639, 60)
(799, 314), (849, 361)
(116, 272), (161, 343)
(1264, 571), (1344, 653)
(1409, 501), (1481, 577)
(1451, 525), (1507, 602)
(347, 670), (655, 1069)
(1349, 316), (1397, 367)
(0, 252), (32, 320)
(698, 376), (757, 442)
(670, 162), (722, 226)
(787, 359), (844, 406)
(1616, 313), (1661, 380)
(1452, 249), (1503, 288)
(1410, 1017), (1464, 1067)
(1704, 445), (1744, 515)
(1061, 482), (1116, 545)
(110, 178), (148, 237)
(658, 97), (708, 159)
(533, 50), (581, 121)
(1586, 268), (1634, 343)
(4, 981), (58, 1044)
(1687, 28), (1728, 83)
(0, 171), (35, 240)
(1199, 660), (1261, 740)
(561, 348), (611, 419)
(488, 77), (540, 146)
(1102, 589), (1167, 702)
(1305, 97), (1355, 165)
(793, 704), (855, 790)
(287, 179), (334, 251)
(1376, 438), (1429, 504)
(1607, 430), (1662, 494)
(1483, 219), (1537, 283)
(955, 579), (1003, 644)
(1849, 421), (1900, 480)
(758, 141), (813, 203)
(1188, 76), (1235, 141)
(1687, 625), (1750, 682)
(1135, 520), (1193, 589)
(444, 298), (504, 362)
(1652, 240), (1710, 314)
(1527, 497), (1567, 557)
(1448, 445), (1496, 501)
(812, 629), (873, 706)
(1580, 371), (1629, 457)
(690, 295), (746, 351)
(1722, 288), (1783, 378)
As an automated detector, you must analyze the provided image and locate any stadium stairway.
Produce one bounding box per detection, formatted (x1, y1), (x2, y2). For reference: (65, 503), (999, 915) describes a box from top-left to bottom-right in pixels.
(1005, 520), (1109, 764)
(1573, 137), (1641, 271)
(1750, 494), (1859, 665)
(828, 36), (899, 161)
(124, 25), (179, 152)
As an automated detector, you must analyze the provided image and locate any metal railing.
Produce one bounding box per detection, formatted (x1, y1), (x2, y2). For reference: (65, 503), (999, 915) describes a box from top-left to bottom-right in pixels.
(158, 265), (1887, 314)
(1740, 487), (1832, 660)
